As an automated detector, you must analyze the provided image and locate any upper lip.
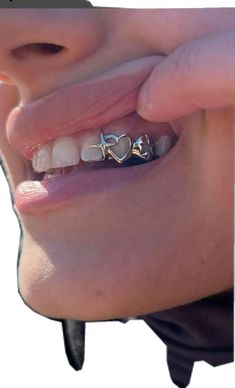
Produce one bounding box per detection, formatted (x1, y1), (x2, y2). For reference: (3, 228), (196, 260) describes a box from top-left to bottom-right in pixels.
(6, 55), (162, 161)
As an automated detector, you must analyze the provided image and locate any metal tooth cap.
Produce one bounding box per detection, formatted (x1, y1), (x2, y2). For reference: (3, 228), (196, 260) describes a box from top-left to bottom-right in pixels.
(89, 131), (155, 164)
(132, 134), (155, 161)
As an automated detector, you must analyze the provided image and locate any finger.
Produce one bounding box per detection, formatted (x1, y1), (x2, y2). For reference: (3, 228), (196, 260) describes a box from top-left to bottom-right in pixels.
(137, 31), (235, 122)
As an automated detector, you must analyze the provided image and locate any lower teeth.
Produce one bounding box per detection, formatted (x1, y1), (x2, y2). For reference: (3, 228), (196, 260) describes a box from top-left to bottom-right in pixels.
(42, 157), (154, 180)
(44, 166), (77, 180)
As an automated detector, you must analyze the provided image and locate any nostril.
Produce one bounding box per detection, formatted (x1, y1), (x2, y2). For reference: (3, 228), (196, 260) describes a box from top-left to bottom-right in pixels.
(29, 43), (64, 54)
(12, 43), (65, 59)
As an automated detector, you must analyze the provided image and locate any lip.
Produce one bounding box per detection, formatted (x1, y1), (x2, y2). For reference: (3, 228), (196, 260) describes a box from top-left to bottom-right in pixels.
(6, 55), (163, 161)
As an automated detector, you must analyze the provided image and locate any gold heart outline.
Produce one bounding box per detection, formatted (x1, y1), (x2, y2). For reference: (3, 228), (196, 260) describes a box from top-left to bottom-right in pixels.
(106, 134), (132, 164)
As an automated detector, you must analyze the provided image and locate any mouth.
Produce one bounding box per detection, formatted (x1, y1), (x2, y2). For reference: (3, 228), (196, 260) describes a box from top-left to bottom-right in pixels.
(30, 111), (179, 180)
(15, 112), (182, 215)
(6, 55), (183, 214)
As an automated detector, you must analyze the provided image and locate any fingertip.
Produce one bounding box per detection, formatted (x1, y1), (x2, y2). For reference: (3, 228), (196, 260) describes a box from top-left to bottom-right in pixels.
(136, 81), (155, 120)
(137, 75), (167, 122)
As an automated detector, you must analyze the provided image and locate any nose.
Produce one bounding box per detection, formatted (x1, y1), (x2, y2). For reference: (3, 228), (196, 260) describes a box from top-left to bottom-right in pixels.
(0, 10), (105, 97)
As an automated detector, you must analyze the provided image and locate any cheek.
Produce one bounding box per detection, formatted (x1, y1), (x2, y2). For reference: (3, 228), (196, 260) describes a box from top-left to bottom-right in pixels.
(16, 108), (233, 320)
(0, 133), (27, 190)
(196, 108), (233, 247)
(18, 230), (61, 318)
(1, 133), (25, 193)
(200, 108), (233, 206)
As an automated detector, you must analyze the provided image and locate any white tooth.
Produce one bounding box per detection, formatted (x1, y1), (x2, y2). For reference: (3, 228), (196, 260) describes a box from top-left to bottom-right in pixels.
(81, 134), (103, 162)
(52, 137), (80, 168)
(155, 135), (172, 157)
(32, 144), (53, 172)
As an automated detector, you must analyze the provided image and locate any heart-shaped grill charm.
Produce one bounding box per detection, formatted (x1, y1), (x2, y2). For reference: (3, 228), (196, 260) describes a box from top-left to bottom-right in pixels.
(105, 134), (132, 164)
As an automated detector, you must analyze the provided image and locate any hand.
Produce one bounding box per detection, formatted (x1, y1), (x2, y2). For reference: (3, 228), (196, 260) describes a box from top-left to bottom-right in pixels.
(137, 31), (235, 122)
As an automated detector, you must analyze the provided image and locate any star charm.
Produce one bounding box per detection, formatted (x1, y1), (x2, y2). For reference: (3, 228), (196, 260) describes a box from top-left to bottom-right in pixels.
(132, 135), (154, 160)
(89, 131), (117, 160)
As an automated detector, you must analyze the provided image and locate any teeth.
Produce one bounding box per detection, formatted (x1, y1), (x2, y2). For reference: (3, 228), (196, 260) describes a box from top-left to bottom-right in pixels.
(31, 132), (175, 175)
(155, 135), (172, 157)
(32, 144), (53, 173)
(81, 134), (103, 162)
(44, 166), (77, 180)
(32, 136), (80, 173)
(52, 137), (80, 168)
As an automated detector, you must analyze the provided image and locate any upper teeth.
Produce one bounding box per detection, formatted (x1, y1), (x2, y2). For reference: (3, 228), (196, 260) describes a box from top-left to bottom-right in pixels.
(155, 135), (172, 157)
(52, 137), (80, 168)
(32, 133), (106, 173)
(32, 143), (53, 173)
(80, 133), (103, 162)
(32, 132), (172, 173)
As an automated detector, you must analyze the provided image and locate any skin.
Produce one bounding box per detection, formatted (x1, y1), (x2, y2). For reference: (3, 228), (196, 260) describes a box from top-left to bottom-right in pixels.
(0, 9), (233, 321)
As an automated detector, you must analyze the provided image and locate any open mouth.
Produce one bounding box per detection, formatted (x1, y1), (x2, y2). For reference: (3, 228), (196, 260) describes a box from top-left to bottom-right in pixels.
(8, 55), (182, 214)
(15, 113), (181, 215)
(28, 112), (179, 183)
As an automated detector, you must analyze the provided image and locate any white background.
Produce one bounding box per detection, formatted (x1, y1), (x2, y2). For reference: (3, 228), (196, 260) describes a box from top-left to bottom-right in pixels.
(92, 0), (235, 7)
(0, 1), (234, 387)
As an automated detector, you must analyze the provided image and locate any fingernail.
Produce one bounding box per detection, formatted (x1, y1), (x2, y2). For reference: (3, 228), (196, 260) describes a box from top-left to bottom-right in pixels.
(137, 84), (153, 116)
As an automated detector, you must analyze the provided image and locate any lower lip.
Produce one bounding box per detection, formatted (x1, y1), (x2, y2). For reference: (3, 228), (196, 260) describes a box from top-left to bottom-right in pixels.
(14, 135), (183, 215)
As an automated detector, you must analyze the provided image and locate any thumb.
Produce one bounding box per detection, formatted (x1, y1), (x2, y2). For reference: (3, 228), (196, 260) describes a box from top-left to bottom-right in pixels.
(137, 31), (235, 122)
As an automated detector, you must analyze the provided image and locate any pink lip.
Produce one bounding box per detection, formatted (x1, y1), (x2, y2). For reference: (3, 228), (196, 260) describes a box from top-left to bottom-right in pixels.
(6, 55), (162, 160)
(15, 161), (152, 214)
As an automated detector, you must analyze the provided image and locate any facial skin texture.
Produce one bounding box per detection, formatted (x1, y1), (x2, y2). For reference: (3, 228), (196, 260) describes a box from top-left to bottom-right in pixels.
(0, 9), (233, 321)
